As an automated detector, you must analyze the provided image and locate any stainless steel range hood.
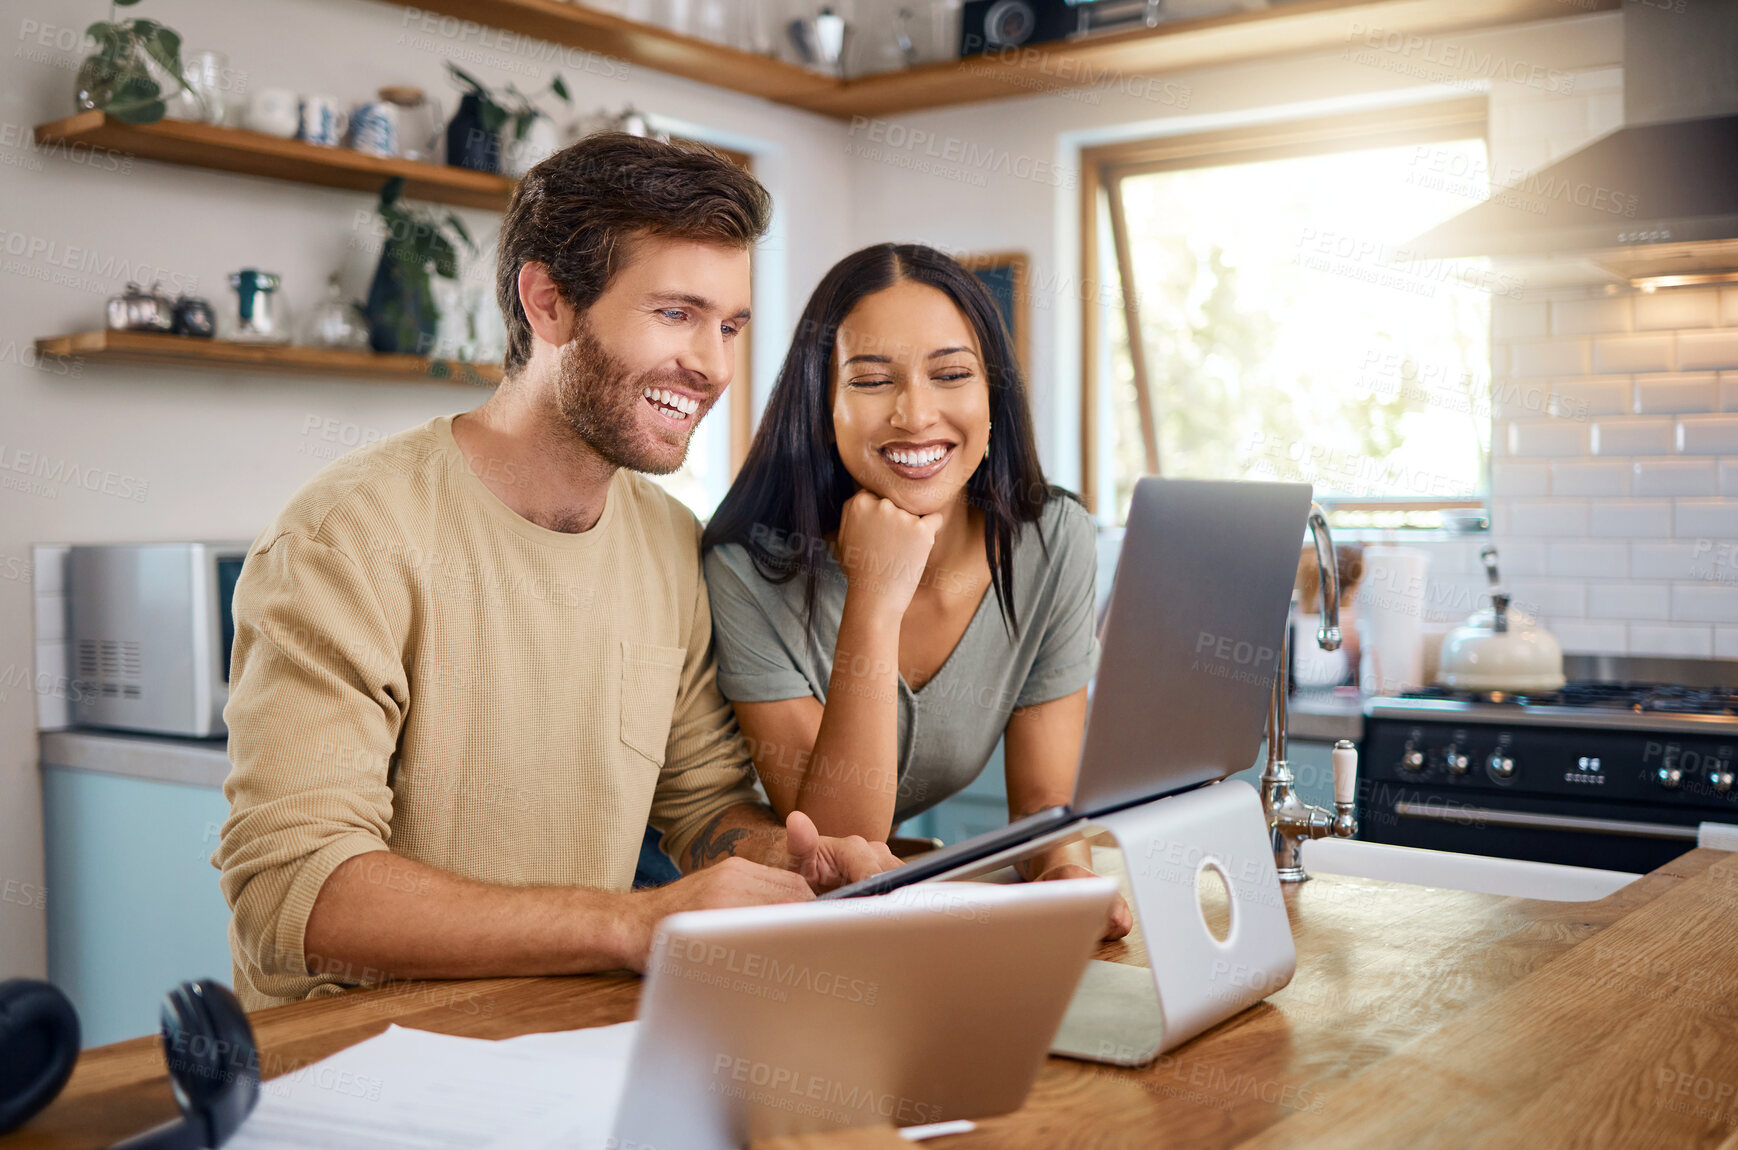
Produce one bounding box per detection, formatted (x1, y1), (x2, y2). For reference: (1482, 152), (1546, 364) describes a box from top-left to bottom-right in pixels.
(1408, 2), (1738, 287)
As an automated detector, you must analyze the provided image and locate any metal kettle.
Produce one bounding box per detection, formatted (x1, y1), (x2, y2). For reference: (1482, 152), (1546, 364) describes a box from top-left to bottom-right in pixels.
(1436, 545), (1565, 692)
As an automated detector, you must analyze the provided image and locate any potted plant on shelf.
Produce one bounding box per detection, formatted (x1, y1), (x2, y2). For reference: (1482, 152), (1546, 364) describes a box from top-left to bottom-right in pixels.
(76, 0), (193, 124)
(498, 72), (571, 178)
(444, 63), (570, 177)
(364, 177), (476, 357)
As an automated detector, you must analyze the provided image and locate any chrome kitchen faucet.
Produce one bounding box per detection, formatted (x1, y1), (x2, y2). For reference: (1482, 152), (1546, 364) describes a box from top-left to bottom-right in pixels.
(1260, 503), (1359, 882)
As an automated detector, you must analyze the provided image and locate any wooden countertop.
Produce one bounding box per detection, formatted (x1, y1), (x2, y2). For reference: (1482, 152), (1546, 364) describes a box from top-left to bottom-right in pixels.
(10, 848), (1738, 1150)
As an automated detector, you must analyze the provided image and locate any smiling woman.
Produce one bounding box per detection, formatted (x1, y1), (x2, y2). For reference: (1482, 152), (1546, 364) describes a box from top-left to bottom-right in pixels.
(700, 242), (1134, 941)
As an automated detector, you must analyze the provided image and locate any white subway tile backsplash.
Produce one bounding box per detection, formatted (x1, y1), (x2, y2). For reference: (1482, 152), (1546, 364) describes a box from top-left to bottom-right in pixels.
(1592, 418), (1674, 455)
(1552, 295), (1633, 337)
(1423, 575), (1489, 625)
(1549, 460), (1629, 496)
(1509, 421), (1590, 457)
(1489, 539), (1548, 576)
(1674, 499), (1738, 539)
(1679, 331), (1738, 372)
(1678, 416), (1738, 454)
(1492, 300), (1548, 341)
(1633, 460), (1717, 497)
(1672, 584), (1738, 623)
(1635, 373), (1718, 414)
(1632, 542), (1705, 580)
(1547, 541), (1627, 578)
(1551, 621), (1628, 654)
(1464, 280), (1738, 657)
(1492, 462), (1550, 497)
(1509, 339), (1590, 378)
(1592, 335), (1674, 374)
(1550, 377), (1631, 418)
(1629, 624), (1714, 658)
(1492, 379), (1552, 421)
(1508, 578), (1585, 617)
(1587, 582), (1668, 621)
(1635, 289), (1720, 331)
(1506, 500), (1589, 536)
(1589, 500), (1672, 538)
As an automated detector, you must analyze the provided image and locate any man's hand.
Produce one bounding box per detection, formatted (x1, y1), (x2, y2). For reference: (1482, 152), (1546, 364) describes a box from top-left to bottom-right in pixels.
(624, 857), (814, 972)
(1032, 863), (1135, 941)
(782, 809), (901, 893)
(681, 804), (903, 895)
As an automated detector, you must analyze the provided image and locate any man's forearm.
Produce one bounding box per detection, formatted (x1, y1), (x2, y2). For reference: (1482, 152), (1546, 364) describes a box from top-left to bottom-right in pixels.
(679, 800), (792, 872)
(301, 852), (649, 983)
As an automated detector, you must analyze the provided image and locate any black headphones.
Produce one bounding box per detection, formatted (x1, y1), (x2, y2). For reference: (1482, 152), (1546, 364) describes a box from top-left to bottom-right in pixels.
(0, 978), (80, 1134)
(0, 977), (259, 1148)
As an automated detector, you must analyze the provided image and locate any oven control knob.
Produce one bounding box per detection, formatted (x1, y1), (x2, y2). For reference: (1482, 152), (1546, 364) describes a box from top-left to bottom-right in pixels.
(1443, 749), (1470, 775)
(1712, 767), (1735, 793)
(1401, 748), (1426, 771)
(1657, 765), (1683, 790)
(1487, 753), (1515, 779)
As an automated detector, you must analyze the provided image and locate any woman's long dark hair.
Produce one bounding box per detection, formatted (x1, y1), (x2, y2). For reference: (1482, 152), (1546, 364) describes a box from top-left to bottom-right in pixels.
(703, 242), (1053, 632)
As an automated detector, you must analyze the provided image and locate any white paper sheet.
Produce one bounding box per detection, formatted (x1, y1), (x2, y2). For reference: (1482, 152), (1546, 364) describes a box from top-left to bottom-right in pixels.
(229, 1020), (973, 1149)
(227, 1022), (638, 1150)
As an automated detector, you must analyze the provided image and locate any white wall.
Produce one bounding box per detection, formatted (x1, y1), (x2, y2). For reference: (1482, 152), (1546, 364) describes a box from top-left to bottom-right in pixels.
(0, 0), (855, 979)
(839, 11), (1624, 495)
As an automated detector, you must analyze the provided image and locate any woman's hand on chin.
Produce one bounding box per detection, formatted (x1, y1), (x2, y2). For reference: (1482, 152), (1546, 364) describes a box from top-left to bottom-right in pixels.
(1031, 862), (1135, 941)
(836, 489), (943, 617)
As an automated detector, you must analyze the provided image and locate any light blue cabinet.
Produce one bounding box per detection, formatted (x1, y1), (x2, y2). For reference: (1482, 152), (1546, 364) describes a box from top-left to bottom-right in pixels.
(42, 762), (234, 1047)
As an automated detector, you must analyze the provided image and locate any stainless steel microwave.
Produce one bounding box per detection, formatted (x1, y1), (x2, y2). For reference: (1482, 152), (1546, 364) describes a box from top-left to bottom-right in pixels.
(67, 542), (251, 738)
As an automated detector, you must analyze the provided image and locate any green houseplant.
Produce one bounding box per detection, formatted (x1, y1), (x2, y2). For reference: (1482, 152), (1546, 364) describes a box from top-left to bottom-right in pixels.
(444, 63), (569, 177)
(363, 177), (476, 356)
(76, 0), (192, 124)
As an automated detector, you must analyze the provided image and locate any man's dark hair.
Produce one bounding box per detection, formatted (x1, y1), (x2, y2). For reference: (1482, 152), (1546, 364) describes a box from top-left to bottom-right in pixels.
(495, 132), (772, 374)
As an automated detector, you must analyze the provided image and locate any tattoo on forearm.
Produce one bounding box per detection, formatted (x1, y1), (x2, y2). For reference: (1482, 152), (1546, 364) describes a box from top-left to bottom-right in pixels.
(686, 809), (752, 870)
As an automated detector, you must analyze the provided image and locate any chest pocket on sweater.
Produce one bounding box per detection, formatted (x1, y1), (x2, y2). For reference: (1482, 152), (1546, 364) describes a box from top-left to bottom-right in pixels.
(621, 642), (687, 766)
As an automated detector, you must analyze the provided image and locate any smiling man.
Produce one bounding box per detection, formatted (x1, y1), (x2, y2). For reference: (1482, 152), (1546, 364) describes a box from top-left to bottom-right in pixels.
(215, 134), (898, 1009)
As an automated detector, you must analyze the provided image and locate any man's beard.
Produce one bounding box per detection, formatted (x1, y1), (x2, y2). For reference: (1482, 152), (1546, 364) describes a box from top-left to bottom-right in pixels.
(554, 318), (705, 476)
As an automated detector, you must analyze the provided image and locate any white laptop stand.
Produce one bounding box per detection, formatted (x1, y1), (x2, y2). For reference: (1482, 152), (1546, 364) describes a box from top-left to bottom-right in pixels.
(940, 780), (1296, 1066)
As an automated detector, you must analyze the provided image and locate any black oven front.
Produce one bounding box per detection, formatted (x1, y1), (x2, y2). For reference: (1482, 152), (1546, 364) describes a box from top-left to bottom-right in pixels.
(1359, 714), (1738, 873)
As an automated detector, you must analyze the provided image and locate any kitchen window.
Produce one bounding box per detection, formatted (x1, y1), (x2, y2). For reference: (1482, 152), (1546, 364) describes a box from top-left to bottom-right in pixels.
(1081, 98), (1495, 526)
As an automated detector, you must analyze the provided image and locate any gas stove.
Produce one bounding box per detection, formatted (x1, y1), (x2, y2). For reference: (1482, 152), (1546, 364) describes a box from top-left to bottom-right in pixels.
(1357, 659), (1738, 873)
(1369, 682), (1738, 733)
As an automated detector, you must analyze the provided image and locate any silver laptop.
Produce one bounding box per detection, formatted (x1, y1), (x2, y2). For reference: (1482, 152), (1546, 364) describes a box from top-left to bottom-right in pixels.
(820, 477), (1312, 898)
(610, 877), (1117, 1149)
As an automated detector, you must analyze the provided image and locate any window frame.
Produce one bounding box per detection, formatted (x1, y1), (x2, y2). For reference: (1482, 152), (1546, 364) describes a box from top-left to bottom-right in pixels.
(1078, 97), (1491, 517)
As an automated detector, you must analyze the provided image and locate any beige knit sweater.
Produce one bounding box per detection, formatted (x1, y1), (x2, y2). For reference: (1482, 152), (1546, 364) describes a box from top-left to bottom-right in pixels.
(215, 415), (760, 1008)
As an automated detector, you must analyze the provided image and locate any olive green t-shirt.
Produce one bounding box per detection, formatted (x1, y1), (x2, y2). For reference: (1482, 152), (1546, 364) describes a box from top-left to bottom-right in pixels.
(703, 495), (1100, 823)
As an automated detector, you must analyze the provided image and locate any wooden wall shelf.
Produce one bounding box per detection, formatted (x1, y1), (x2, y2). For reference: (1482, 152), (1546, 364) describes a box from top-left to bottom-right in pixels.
(36, 330), (501, 387)
(34, 112), (516, 210)
(396, 0), (1616, 120)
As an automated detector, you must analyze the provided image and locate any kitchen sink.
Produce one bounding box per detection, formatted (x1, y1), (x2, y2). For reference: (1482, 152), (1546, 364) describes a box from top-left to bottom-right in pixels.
(1299, 838), (1639, 902)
